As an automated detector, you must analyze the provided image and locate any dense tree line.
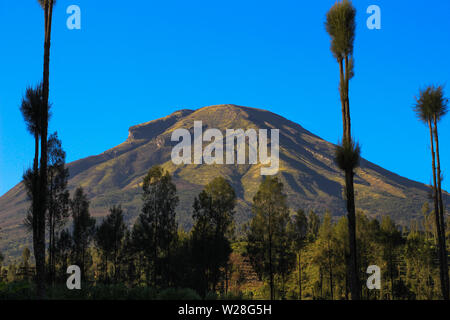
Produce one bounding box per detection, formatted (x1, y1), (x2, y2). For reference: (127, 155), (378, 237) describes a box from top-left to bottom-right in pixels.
(1, 166), (449, 300)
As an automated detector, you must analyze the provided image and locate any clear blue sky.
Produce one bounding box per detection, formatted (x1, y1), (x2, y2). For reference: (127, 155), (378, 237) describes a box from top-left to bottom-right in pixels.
(1, 0), (449, 196)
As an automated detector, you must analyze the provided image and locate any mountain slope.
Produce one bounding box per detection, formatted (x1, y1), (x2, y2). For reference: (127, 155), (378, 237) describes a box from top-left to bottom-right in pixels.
(1, 104), (448, 259)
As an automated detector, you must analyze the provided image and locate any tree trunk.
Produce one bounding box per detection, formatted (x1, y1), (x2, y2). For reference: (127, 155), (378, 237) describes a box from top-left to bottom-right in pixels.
(269, 235), (274, 300)
(390, 256), (394, 300)
(32, 133), (40, 293)
(428, 119), (447, 299)
(433, 117), (449, 300)
(48, 170), (54, 286)
(345, 168), (360, 300)
(345, 271), (349, 300)
(328, 244), (334, 300)
(36, 0), (54, 298)
(339, 53), (359, 300)
(51, 215), (56, 286)
(338, 59), (347, 139)
(268, 207), (274, 300)
(344, 56), (351, 141)
(298, 252), (302, 300)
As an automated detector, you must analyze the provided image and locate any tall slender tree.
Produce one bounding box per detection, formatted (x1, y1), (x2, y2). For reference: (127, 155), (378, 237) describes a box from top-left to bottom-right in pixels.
(430, 86), (449, 299)
(54, 229), (72, 282)
(413, 85), (449, 299)
(132, 166), (179, 288)
(20, 83), (46, 179)
(95, 205), (126, 283)
(46, 132), (70, 285)
(36, 0), (56, 298)
(325, 0), (360, 300)
(71, 187), (96, 278)
(307, 210), (320, 241)
(20, 84), (46, 278)
(191, 177), (236, 296)
(246, 177), (293, 300)
(379, 216), (403, 299)
(312, 212), (337, 299)
(288, 209), (307, 299)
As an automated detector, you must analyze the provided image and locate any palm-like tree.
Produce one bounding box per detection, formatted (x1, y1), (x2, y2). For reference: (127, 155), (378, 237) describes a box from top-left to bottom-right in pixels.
(430, 86), (448, 249)
(20, 84), (48, 283)
(20, 83), (45, 173)
(413, 85), (449, 300)
(35, 0), (56, 298)
(325, 0), (355, 142)
(325, 0), (360, 299)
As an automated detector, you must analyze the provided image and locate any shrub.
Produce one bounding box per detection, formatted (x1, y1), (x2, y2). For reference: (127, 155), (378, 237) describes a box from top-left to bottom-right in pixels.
(157, 288), (201, 300)
(0, 281), (35, 300)
(204, 291), (218, 300)
(127, 286), (158, 300)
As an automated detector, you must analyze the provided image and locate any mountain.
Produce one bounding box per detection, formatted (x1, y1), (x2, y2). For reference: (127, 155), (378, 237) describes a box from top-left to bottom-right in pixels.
(1, 104), (448, 260)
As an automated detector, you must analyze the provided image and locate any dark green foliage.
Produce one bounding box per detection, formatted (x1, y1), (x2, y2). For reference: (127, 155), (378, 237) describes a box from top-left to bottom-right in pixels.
(379, 216), (403, 299)
(95, 206), (126, 281)
(95, 205), (126, 283)
(335, 138), (360, 172)
(288, 209), (308, 298)
(126, 286), (158, 300)
(157, 288), (201, 300)
(307, 210), (320, 241)
(0, 199), (447, 300)
(0, 281), (36, 300)
(190, 177), (236, 296)
(46, 132), (70, 284)
(325, 0), (356, 60)
(0, 282), (201, 300)
(246, 177), (295, 300)
(71, 187), (96, 276)
(19, 82), (49, 298)
(20, 82), (49, 137)
(290, 209), (308, 251)
(132, 166), (179, 288)
(413, 85), (448, 123)
(54, 229), (72, 282)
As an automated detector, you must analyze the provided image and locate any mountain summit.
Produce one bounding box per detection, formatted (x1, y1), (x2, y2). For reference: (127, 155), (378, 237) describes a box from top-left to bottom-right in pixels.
(0, 104), (447, 258)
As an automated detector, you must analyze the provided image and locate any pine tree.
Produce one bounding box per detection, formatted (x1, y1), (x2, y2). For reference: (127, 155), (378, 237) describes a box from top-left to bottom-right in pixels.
(46, 132), (70, 285)
(95, 205), (126, 283)
(312, 212), (337, 299)
(132, 166), (179, 288)
(380, 216), (403, 299)
(191, 176), (236, 296)
(71, 187), (96, 277)
(246, 176), (293, 300)
(288, 209), (308, 299)
(54, 229), (72, 282)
